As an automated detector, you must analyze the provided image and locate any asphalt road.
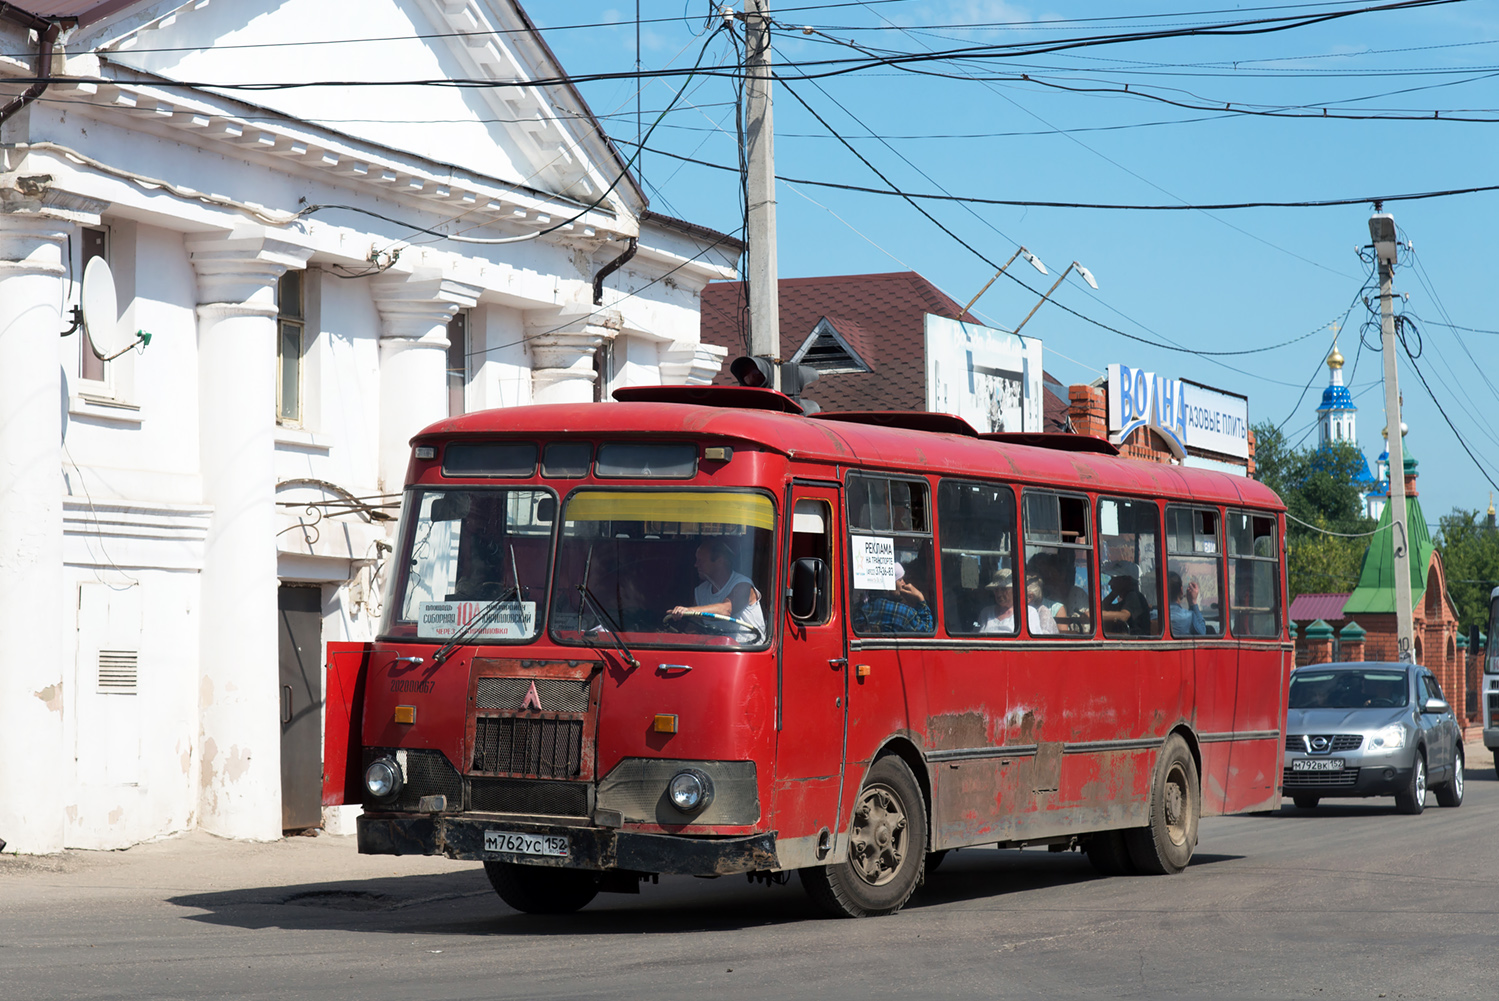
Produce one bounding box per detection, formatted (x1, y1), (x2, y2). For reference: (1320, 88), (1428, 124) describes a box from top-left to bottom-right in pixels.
(4, 741), (1496, 1001)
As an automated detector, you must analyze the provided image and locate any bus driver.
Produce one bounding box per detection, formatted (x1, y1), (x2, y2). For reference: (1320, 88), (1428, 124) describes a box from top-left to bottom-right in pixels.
(667, 538), (766, 635)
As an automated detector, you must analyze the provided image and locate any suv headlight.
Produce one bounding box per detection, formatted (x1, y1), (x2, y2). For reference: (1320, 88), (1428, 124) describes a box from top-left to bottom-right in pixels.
(1368, 724), (1407, 752)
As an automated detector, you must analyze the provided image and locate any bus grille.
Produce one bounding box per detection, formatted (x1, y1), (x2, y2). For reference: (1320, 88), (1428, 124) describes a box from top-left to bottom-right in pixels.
(475, 677), (590, 713)
(470, 778), (589, 816)
(473, 716), (584, 778)
(1282, 767), (1361, 789)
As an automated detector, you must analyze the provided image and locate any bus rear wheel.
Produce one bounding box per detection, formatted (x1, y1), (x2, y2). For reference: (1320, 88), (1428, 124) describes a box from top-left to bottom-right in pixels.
(483, 861), (599, 914)
(803, 755), (928, 918)
(1125, 734), (1200, 875)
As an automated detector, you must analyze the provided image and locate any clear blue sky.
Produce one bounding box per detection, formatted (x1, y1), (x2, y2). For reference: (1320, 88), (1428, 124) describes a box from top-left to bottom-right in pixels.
(537, 1), (1499, 528)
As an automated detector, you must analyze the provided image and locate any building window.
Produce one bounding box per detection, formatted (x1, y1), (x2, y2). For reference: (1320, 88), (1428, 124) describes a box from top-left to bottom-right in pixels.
(80, 227), (108, 383)
(276, 270), (304, 424)
(447, 312), (468, 417)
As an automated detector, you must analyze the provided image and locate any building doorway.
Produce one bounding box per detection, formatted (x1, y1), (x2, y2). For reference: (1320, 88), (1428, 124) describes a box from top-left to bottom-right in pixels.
(278, 584), (324, 831)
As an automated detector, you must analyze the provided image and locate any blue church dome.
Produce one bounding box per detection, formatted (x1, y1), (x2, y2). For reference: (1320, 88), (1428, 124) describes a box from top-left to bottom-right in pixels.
(1318, 383), (1355, 411)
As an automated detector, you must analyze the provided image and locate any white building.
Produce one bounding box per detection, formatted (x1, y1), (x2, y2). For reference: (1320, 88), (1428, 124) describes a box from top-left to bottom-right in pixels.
(0, 0), (736, 854)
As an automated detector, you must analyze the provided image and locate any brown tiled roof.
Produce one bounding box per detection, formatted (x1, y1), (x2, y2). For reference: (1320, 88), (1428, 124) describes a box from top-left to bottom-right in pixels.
(700, 272), (976, 413)
(1042, 370), (1071, 432)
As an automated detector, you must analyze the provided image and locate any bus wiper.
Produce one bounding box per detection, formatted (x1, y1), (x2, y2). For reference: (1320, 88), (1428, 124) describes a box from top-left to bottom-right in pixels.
(431, 584), (518, 667)
(577, 546), (639, 669)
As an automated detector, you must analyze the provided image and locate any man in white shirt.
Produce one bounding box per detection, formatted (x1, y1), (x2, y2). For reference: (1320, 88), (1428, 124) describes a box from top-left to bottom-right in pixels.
(668, 539), (765, 635)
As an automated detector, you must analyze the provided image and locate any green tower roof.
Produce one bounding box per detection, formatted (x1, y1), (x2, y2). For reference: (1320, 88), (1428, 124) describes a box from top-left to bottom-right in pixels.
(1342, 477), (1434, 616)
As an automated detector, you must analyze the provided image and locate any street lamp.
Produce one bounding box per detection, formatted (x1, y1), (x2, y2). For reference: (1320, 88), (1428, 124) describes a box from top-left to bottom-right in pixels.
(1011, 261), (1098, 335)
(960, 246), (1048, 318)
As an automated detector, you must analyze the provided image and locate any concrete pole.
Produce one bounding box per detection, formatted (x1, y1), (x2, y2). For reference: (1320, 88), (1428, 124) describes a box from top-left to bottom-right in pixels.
(0, 209), (68, 853)
(188, 231), (310, 840)
(744, 0), (780, 389)
(1371, 211), (1415, 662)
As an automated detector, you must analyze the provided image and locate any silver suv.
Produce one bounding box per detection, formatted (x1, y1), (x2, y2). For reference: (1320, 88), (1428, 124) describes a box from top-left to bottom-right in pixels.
(1283, 662), (1464, 814)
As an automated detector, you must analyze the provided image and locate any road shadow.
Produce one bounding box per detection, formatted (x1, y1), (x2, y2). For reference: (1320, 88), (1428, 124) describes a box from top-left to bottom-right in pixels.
(168, 868), (827, 935)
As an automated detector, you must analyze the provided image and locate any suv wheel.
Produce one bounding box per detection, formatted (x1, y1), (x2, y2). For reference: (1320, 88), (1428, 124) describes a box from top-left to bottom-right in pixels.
(1434, 744), (1464, 808)
(1394, 752), (1426, 815)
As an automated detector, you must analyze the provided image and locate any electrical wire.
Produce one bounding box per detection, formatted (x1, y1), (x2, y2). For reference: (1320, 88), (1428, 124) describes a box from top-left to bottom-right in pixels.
(1395, 316), (1499, 494)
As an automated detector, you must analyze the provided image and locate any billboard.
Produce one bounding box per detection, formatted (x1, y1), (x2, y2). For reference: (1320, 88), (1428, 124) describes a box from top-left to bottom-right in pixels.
(925, 315), (1042, 434)
(1106, 364), (1249, 460)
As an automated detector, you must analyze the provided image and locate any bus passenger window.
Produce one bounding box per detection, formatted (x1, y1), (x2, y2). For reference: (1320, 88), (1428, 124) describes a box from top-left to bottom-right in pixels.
(937, 480), (1017, 636)
(1098, 497), (1162, 638)
(1022, 491), (1094, 637)
(1227, 511), (1280, 637)
(1165, 506), (1223, 637)
(847, 474), (935, 636)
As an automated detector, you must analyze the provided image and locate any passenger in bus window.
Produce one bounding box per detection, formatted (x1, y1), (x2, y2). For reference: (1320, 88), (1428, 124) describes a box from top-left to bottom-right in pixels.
(667, 538), (766, 634)
(1100, 561), (1151, 635)
(854, 561), (934, 633)
(1025, 577), (1059, 635)
(1027, 552), (1087, 630)
(977, 569), (1017, 634)
(1167, 571), (1208, 636)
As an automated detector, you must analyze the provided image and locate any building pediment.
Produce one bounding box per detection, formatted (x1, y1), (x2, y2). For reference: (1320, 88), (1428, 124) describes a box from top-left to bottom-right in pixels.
(70, 0), (640, 215)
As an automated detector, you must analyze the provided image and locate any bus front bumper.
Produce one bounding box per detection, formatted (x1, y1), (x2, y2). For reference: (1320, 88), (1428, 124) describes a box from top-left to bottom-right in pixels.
(357, 814), (779, 876)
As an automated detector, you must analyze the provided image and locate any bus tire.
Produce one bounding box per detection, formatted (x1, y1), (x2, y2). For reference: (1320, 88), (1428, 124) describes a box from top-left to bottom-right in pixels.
(803, 755), (928, 918)
(483, 861), (599, 914)
(1085, 829), (1137, 876)
(1125, 734), (1200, 875)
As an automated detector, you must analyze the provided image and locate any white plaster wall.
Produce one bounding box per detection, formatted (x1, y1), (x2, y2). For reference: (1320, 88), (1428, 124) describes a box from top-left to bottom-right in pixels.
(63, 567), (201, 849)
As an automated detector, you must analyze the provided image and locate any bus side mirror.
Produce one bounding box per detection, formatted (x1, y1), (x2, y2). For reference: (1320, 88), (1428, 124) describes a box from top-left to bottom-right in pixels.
(790, 558), (828, 622)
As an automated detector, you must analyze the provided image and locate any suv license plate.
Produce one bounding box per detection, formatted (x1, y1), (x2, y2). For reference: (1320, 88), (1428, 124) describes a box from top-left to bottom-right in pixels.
(484, 831), (571, 857)
(1292, 758), (1344, 772)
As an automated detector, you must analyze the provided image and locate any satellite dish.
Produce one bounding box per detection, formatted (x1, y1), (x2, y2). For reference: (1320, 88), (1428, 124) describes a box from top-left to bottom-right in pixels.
(80, 256), (126, 360)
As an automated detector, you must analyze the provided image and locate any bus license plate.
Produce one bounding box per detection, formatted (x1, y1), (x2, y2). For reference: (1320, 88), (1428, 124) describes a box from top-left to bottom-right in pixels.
(1292, 758), (1344, 772)
(484, 831), (570, 857)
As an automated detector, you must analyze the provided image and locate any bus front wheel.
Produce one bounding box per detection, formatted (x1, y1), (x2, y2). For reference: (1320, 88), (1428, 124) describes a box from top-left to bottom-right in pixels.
(1125, 734), (1200, 875)
(484, 861), (599, 914)
(803, 755), (928, 918)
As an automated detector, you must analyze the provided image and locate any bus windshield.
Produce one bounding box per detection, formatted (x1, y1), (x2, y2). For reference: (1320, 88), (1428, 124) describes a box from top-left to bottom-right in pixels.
(549, 489), (775, 650)
(381, 487), (555, 643)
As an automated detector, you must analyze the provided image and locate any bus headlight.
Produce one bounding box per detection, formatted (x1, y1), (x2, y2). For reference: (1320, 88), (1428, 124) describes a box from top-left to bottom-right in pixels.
(667, 768), (714, 814)
(365, 756), (403, 799)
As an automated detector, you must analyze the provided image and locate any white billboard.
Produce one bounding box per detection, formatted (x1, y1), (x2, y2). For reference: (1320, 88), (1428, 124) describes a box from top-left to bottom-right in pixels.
(1106, 364), (1249, 460)
(925, 314), (1042, 433)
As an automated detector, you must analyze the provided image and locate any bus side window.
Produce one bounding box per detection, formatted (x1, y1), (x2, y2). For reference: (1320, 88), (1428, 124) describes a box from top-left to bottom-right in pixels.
(1165, 505), (1224, 637)
(791, 498), (833, 625)
(1098, 496), (1162, 638)
(1227, 510), (1280, 637)
(847, 474), (935, 636)
(1022, 491), (1094, 637)
(937, 479), (1017, 636)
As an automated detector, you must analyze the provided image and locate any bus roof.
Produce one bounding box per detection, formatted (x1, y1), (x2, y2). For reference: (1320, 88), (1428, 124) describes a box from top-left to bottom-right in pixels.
(417, 396), (1284, 511)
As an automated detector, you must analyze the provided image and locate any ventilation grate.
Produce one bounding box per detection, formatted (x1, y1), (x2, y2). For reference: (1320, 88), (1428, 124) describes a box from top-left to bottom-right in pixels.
(97, 650), (139, 694)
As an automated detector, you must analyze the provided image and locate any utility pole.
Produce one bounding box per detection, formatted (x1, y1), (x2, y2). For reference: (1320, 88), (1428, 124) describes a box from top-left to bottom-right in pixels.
(1370, 207), (1415, 662)
(743, 0), (781, 391)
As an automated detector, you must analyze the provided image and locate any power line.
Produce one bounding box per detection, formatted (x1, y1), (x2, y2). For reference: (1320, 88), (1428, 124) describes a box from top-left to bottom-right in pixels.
(612, 139), (1499, 211)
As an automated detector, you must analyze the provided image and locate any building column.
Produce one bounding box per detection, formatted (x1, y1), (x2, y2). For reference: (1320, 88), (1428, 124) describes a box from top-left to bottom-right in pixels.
(659, 341), (727, 386)
(372, 271), (479, 493)
(188, 231), (311, 840)
(526, 307), (618, 405)
(0, 208), (68, 853)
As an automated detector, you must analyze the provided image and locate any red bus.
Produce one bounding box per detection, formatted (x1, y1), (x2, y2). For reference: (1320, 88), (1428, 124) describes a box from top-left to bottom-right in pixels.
(325, 385), (1290, 917)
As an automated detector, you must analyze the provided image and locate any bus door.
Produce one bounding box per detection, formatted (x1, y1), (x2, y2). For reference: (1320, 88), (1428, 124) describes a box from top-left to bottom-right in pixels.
(772, 485), (848, 869)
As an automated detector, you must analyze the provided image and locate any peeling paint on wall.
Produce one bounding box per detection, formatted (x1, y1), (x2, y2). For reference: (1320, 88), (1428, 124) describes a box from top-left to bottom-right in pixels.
(200, 737), (218, 789)
(223, 744), (252, 782)
(34, 683), (63, 714)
